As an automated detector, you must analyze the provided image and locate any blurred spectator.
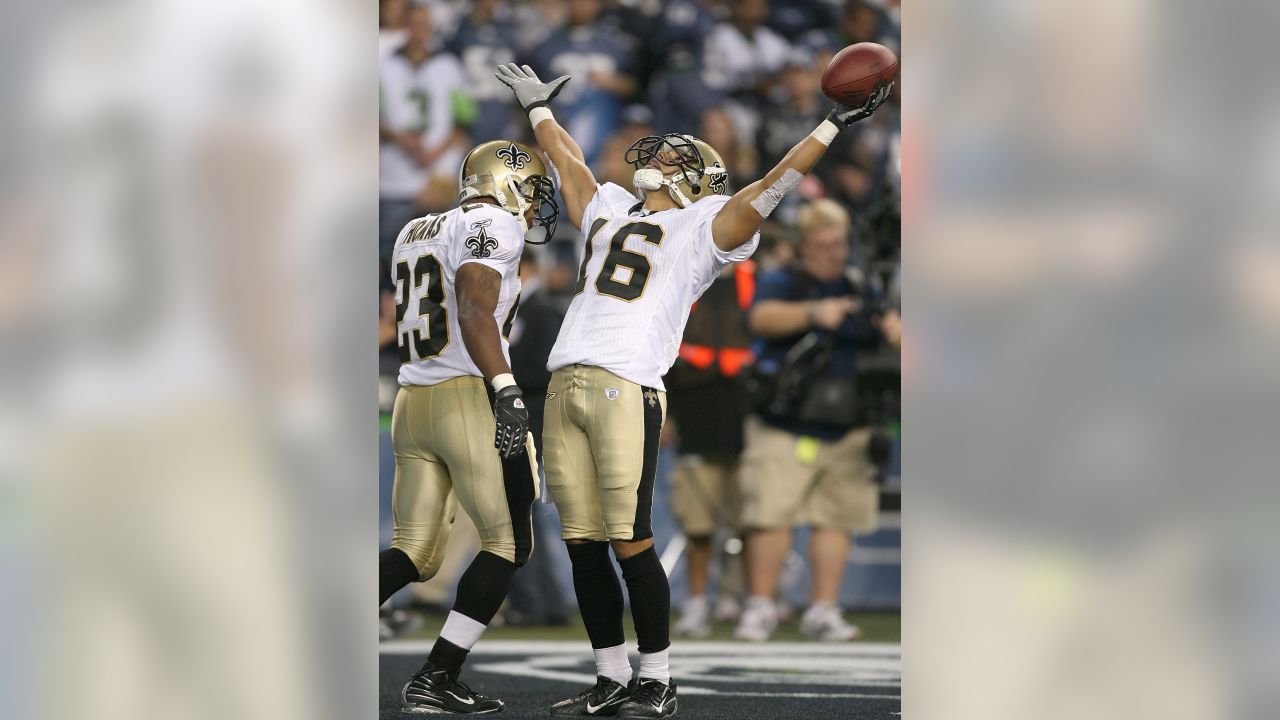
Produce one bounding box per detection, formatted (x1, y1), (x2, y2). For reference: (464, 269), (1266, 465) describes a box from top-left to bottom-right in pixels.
(838, 0), (893, 48)
(379, 259), (399, 376)
(700, 105), (756, 182)
(447, 0), (521, 144)
(811, 2), (900, 216)
(665, 260), (758, 637)
(701, 0), (791, 148)
(816, 96), (900, 220)
(508, 250), (567, 450)
(644, 0), (716, 74)
(883, 0), (901, 36)
(734, 199), (901, 642)
(594, 104), (657, 189)
(527, 0), (639, 166)
(754, 49), (828, 221)
(379, 0), (410, 62)
(756, 50), (825, 174)
(766, 0), (840, 42)
(542, 240), (583, 300)
(754, 220), (796, 274)
(703, 0), (791, 95)
(501, 251), (573, 626)
(511, 0), (569, 56)
(379, 4), (476, 259)
(643, 0), (722, 134)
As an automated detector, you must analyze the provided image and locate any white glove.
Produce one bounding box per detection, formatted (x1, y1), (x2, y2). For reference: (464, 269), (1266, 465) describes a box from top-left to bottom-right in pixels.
(494, 63), (571, 112)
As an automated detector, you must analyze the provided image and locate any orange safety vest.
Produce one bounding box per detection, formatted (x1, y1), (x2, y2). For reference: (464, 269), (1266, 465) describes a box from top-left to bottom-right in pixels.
(678, 261), (756, 377)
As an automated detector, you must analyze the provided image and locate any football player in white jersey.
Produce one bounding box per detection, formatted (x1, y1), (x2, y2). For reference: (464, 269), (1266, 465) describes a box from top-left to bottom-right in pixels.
(497, 63), (891, 717)
(379, 139), (559, 714)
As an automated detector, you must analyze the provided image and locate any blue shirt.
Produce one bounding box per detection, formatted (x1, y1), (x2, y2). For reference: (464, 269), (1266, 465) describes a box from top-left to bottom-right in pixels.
(447, 16), (521, 143)
(752, 267), (881, 439)
(528, 25), (636, 166)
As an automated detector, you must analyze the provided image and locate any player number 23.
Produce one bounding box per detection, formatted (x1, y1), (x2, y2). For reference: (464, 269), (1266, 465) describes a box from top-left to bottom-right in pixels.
(395, 253), (449, 362)
(575, 220), (665, 302)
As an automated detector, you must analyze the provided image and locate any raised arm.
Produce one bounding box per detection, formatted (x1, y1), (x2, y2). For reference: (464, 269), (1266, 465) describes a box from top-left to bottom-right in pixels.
(495, 63), (598, 230)
(711, 83), (894, 252)
(457, 262), (528, 458)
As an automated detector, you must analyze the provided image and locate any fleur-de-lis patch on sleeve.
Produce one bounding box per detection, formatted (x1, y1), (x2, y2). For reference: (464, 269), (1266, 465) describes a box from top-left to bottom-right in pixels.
(496, 142), (531, 170)
(466, 219), (500, 258)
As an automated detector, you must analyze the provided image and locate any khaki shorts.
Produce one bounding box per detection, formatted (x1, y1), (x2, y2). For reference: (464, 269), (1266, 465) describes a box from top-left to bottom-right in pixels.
(669, 455), (740, 537)
(390, 377), (539, 579)
(738, 417), (878, 533)
(543, 365), (666, 541)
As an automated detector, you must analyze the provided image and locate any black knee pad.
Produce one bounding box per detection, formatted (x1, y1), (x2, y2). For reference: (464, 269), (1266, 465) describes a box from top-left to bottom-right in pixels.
(618, 546), (664, 582)
(567, 540), (613, 575)
(379, 547), (421, 606)
(453, 551), (518, 625)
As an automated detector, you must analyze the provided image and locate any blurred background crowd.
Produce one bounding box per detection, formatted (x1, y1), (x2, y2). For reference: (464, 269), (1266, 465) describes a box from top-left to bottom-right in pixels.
(378, 0), (901, 641)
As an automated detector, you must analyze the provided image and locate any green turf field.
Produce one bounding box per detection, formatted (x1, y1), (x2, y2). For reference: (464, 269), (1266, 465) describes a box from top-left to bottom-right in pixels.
(396, 609), (900, 643)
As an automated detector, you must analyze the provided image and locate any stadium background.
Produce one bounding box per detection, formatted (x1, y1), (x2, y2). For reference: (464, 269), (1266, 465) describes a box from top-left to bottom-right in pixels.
(378, 0), (900, 642)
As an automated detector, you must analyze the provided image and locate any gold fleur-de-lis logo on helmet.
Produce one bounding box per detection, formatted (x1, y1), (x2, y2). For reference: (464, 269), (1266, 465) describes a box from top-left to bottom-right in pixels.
(496, 142), (531, 170)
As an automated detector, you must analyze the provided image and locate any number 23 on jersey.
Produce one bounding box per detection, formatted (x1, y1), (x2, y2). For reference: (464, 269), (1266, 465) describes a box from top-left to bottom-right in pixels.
(395, 252), (449, 363)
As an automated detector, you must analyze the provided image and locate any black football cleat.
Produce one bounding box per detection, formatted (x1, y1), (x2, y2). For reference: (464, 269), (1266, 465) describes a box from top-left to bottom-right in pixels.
(615, 678), (677, 718)
(549, 675), (630, 716)
(401, 663), (504, 714)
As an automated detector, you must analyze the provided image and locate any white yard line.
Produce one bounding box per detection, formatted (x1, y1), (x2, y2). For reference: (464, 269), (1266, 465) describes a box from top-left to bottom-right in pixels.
(384, 640), (902, 701)
(380, 639), (901, 655)
(470, 660), (900, 700)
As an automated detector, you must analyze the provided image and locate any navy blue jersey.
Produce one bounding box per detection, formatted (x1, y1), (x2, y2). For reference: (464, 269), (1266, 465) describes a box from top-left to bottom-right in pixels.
(447, 15), (521, 143)
(527, 26), (637, 165)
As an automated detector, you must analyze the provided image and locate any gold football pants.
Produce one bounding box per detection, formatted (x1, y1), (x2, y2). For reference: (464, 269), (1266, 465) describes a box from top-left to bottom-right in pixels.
(389, 376), (539, 579)
(543, 365), (666, 542)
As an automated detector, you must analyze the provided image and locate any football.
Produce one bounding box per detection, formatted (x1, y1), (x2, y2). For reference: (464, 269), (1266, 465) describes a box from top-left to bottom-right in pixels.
(821, 42), (899, 107)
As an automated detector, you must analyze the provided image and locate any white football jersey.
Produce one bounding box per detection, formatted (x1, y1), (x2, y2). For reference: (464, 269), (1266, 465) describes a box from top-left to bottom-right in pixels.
(379, 50), (467, 199)
(548, 183), (759, 390)
(392, 203), (524, 387)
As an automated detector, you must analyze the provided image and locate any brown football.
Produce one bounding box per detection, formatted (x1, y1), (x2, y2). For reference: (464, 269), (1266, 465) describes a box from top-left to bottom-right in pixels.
(821, 42), (898, 107)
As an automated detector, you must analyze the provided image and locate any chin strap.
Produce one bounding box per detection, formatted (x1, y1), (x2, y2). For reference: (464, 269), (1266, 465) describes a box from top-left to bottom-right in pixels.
(632, 168), (694, 208)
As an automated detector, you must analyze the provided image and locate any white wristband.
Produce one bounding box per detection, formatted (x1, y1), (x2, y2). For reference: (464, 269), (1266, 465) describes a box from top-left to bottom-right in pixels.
(491, 373), (517, 392)
(810, 119), (839, 146)
(528, 107), (553, 127)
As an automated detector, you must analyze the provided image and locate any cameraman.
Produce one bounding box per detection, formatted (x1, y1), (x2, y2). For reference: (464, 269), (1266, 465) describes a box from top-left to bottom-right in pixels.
(734, 199), (901, 642)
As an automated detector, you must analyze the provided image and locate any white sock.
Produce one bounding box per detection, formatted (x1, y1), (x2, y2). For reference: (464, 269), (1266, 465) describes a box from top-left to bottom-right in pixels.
(593, 643), (632, 686)
(745, 595), (774, 613)
(637, 648), (670, 684)
(439, 611), (486, 650)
